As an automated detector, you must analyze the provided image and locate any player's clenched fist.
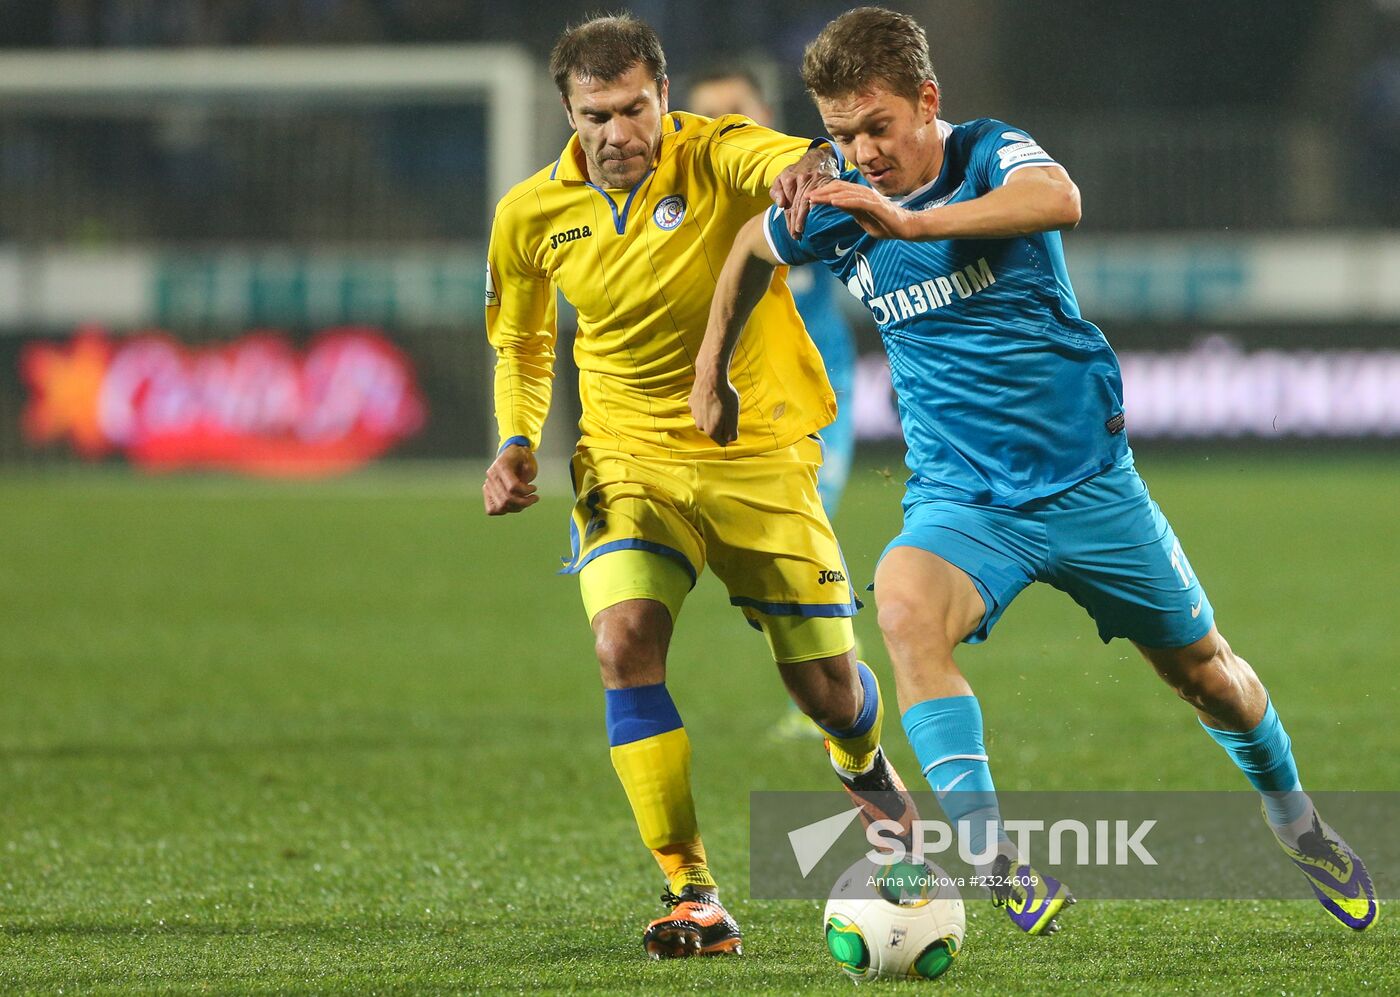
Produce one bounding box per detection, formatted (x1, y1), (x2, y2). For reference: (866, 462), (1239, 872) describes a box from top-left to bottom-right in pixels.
(688, 361), (740, 446)
(482, 443), (539, 515)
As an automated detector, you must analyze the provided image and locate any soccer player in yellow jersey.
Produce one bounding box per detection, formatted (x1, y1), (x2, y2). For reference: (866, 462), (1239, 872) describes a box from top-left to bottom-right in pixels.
(483, 15), (918, 959)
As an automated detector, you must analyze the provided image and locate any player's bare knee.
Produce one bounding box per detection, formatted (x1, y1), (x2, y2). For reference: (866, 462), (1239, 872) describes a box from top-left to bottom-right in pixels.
(1213, 633), (1260, 682)
(1167, 634), (1240, 706)
(1173, 664), (1231, 712)
(1207, 634), (1265, 710)
(877, 594), (935, 648)
(593, 601), (670, 686)
(877, 594), (959, 662)
(1142, 629), (1267, 728)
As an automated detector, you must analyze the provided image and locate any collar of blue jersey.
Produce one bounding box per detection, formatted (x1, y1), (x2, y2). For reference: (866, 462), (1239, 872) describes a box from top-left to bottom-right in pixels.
(549, 113), (681, 184)
(888, 119), (955, 207)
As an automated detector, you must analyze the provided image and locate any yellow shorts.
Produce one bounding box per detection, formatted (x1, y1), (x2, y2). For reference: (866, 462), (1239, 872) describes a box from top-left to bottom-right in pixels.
(562, 438), (857, 663)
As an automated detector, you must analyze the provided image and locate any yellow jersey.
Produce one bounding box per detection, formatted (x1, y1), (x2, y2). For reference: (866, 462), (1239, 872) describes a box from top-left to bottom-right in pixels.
(485, 111), (835, 460)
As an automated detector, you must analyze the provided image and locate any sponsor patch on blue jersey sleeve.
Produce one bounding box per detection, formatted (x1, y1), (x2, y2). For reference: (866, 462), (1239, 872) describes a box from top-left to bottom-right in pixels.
(968, 120), (1059, 190)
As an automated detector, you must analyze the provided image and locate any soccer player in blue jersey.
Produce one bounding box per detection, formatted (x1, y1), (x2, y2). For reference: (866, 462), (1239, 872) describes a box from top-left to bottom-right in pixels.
(692, 6), (1377, 935)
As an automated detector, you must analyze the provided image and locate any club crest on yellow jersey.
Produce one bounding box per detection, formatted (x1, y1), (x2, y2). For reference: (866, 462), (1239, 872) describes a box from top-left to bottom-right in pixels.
(653, 195), (686, 230)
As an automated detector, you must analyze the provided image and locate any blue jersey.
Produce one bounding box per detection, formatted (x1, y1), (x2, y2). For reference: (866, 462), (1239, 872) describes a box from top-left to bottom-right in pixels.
(765, 118), (1128, 507)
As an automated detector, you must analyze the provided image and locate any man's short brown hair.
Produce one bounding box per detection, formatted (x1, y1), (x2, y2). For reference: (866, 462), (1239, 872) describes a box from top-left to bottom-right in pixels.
(549, 13), (667, 102)
(801, 7), (937, 102)
(688, 63), (765, 100)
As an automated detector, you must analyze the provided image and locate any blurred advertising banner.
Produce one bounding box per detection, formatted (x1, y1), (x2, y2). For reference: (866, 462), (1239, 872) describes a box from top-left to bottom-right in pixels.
(853, 329), (1400, 444)
(1067, 235), (1400, 322)
(5, 325), (488, 473)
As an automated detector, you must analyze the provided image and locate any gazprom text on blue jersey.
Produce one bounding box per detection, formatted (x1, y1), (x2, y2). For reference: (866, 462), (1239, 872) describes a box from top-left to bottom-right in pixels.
(852, 255), (996, 325)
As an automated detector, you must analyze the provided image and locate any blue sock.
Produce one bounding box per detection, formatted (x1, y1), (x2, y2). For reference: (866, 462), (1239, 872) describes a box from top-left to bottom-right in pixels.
(902, 695), (1006, 867)
(1198, 698), (1309, 827)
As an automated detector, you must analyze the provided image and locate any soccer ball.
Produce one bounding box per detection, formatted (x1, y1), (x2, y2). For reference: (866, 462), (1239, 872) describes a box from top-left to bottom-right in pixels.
(823, 857), (965, 981)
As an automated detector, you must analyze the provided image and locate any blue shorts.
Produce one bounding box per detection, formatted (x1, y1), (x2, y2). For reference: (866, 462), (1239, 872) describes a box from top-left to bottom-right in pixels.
(882, 456), (1214, 648)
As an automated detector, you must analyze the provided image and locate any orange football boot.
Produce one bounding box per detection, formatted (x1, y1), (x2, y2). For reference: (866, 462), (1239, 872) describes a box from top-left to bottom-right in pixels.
(642, 886), (744, 958)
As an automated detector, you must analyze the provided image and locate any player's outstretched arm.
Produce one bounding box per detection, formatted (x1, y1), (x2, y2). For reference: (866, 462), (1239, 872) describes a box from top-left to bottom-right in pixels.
(702, 114), (840, 240)
(807, 164), (1081, 241)
(689, 213), (781, 446)
(483, 442), (539, 516)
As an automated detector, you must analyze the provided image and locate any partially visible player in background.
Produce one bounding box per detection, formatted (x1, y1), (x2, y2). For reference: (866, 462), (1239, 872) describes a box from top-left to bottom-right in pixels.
(688, 66), (857, 518)
(689, 66), (860, 743)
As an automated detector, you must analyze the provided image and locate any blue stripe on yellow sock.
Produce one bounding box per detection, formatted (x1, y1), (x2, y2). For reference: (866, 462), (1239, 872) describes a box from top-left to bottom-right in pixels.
(605, 688), (708, 886)
(605, 682), (683, 747)
(823, 662), (883, 774)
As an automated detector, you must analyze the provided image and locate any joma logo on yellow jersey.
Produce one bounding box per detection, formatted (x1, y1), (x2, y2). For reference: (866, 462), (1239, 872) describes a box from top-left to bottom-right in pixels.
(549, 225), (593, 249)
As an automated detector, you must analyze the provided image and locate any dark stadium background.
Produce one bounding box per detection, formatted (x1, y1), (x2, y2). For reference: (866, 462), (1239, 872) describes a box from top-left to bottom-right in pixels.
(1, 0), (1398, 465)
(1, 3), (1396, 993)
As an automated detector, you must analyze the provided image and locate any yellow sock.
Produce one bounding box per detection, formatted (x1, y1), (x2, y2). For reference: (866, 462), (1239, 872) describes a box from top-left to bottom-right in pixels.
(609, 724), (713, 890)
(656, 843), (717, 894)
(824, 661), (884, 775)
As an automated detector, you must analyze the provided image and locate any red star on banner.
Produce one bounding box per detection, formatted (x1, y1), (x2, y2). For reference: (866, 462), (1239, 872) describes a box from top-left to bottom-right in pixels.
(21, 327), (113, 457)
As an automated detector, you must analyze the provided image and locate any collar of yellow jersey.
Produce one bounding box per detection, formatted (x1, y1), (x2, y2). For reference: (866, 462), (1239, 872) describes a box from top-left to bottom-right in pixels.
(550, 113), (682, 184)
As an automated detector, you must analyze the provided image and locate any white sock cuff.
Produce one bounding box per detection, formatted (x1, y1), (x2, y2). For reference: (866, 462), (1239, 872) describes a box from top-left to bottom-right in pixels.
(920, 752), (988, 778)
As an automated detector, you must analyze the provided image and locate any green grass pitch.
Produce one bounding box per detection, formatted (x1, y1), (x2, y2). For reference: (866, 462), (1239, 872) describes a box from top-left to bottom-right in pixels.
(1, 454), (1397, 993)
